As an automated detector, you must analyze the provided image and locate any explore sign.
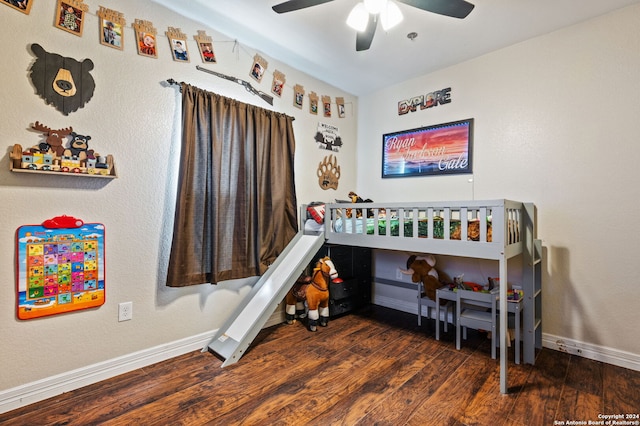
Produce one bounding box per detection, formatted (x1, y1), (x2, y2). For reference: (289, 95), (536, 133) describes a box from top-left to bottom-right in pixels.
(397, 87), (451, 115)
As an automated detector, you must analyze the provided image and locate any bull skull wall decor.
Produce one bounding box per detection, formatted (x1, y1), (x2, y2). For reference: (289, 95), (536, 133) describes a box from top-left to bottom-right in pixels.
(399, 254), (441, 301)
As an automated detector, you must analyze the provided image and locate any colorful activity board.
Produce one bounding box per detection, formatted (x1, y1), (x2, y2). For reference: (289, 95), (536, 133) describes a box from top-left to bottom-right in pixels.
(16, 216), (105, 320)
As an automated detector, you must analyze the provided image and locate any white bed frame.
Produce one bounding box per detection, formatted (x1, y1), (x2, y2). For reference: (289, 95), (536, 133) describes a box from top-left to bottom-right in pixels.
(306, 199), (542, 394)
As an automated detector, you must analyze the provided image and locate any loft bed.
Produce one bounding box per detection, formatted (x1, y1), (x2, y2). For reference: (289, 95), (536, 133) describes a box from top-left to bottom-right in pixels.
(302, 199), (542, 394)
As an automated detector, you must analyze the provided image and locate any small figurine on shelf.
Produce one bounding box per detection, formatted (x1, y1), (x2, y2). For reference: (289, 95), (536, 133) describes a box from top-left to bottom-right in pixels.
(9, 122), (116, 177)
(63, 132), (95, 161)
(31, 121), (73, 156)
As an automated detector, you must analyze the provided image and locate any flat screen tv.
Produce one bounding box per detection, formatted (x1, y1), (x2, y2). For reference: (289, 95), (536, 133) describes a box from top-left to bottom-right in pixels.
(382, 118), (473, 178)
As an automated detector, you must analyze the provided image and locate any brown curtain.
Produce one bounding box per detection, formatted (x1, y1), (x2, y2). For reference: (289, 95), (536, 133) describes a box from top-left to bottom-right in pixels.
(166, 83), (298, 287)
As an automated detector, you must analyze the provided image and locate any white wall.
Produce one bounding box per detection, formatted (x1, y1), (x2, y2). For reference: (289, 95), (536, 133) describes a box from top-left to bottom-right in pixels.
(0, 0), (357, 398)
(358, 5), (640, 359)
(3, 0), (639, 412)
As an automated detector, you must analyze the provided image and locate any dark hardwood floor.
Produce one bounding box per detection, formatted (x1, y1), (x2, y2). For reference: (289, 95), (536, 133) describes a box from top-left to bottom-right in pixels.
(2, 305), (639, 425)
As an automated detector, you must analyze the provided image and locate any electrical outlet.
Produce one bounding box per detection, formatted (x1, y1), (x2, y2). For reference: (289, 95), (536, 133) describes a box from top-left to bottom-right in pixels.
(396, 268), (403, 281)
(118, 302), (133, 322)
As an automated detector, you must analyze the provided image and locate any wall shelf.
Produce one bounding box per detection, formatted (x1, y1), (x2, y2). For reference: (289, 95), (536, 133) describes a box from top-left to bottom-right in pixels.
(9, 144), (117, 179)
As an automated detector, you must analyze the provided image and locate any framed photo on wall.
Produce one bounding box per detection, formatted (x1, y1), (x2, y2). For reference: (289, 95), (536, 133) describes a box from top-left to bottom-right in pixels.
(309, 91), (318, 115)
(250, 54), (268, 83)
(133, 19), (157, 59)
(100, 19), (123, 49)
(382, 118), (474, 178)
(166, 27), (189, 62)
(2, 0), (33, 14)
(170, 38), (189, 62)
(197, 42), (215, 63)
(336, 97), (346, 118)
(136, 32), (157, 58)
(55, 0), (88, 37)
(322, 95), (331, 118)
(194, 30), (216, 63)
(97, 6), (125, 50)
(272, 70), (285, 97)
(293, 84), (304, 109)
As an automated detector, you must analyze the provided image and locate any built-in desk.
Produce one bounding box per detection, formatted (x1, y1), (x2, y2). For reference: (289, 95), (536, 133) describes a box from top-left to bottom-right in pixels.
(435, 286), (524, 364)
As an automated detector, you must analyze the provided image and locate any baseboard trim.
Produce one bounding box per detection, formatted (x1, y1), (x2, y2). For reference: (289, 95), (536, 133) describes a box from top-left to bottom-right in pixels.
(3, 307), (638, 415)
(0, 330), (216, 414)
(372, 294), (418, 315)
(373, 294), (447, 320)
(373, 296), (640, 372)
(1, 308), (288, 415)
(542, 333), (640, 372)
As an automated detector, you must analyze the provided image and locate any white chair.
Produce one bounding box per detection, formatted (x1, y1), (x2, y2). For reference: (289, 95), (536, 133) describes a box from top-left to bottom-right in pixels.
(456, 289), (499, 359)
(418, 283), (451, 333)
(435, 286), (457, 340)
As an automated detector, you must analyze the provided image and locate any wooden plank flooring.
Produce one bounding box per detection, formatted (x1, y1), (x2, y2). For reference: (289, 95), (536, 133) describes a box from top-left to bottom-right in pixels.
(2, 305), (639, 425)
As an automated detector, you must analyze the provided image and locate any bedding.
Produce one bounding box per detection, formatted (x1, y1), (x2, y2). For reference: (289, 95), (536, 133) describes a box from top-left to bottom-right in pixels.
(304, 218), (324, 233)
(333, 216), (493, 241)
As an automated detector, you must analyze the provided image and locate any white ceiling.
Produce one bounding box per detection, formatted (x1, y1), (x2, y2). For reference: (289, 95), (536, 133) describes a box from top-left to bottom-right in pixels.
(153, 0), (640, 96)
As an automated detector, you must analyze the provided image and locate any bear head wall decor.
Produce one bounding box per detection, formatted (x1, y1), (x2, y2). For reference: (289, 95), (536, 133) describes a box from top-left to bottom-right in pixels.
(28, 43), (95, 115)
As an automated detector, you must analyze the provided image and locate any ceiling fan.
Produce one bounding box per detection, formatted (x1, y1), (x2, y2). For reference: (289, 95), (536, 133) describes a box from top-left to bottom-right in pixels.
(272, 0), (475, 51)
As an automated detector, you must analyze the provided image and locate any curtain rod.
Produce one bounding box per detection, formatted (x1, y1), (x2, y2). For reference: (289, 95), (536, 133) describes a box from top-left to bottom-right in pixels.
(166, 78), (182, 91)
(165, 76), (274, 107)
(164, 76), (291, 119)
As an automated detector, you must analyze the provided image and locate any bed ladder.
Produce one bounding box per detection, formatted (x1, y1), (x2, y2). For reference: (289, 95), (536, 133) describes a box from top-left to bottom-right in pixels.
(522, 203), (542, 365)
(204, 231), (326, 367)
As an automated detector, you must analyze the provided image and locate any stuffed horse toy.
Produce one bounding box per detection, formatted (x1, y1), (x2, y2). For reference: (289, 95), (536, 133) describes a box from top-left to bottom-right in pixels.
(285, 256), (339, 331)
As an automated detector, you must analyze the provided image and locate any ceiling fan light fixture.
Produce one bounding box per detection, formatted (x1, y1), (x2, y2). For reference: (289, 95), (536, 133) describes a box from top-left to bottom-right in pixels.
(346, 3), (369, 32)
(380, 1), (403, 31)
(363, 0), (387, 14)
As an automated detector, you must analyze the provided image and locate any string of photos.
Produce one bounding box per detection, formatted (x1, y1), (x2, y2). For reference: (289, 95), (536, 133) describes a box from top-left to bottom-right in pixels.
(3, 0), (351, 117)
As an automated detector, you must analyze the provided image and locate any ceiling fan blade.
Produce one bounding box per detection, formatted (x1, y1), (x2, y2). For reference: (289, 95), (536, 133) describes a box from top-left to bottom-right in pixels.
(272, 0), (335, 13)
(398, 0), (475, 19)
(356, 14), (377, 51)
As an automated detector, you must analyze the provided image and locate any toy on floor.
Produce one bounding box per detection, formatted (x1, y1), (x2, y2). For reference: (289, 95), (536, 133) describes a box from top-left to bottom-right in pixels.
(285, 256), (340, 332)
(399, 254), (442, 302)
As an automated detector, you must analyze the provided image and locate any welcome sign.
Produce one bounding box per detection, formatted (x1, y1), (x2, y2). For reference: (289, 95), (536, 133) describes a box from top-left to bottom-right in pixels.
(382, 119), (473, 178)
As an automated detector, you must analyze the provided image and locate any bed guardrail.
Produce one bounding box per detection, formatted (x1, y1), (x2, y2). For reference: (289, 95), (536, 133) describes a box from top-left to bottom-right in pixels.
(327, 200), (520, 240)
(298, 200), (524, 260)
